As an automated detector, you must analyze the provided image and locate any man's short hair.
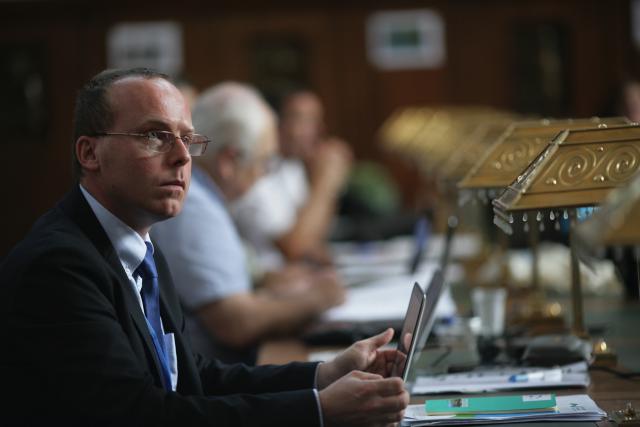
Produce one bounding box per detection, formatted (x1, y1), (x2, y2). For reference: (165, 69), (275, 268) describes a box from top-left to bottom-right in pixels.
(192, 82), (273, 161)
(71, 67), (169, 180)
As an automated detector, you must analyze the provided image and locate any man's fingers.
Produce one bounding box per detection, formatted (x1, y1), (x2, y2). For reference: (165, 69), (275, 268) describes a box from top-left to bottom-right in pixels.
(373, 377), (406, 397)
(369, 328), (394, 347)
(381, 409), (405, 424)
(366, 391), (410, 416)
(379, 349), (402, 362)
(367, 349), (404, 377)
(352, 370), (384, 381)
(362, 329), (394, 362)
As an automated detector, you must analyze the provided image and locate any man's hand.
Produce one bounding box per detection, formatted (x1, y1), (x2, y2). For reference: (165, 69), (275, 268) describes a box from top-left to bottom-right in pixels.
(317, 328), (401, 389)
(259, 264), (315, 296)
(259, 266), (344, 309)
(307, 138), (353, 197)
(308, 269), (346, 311)
(319, 371), (409, 427)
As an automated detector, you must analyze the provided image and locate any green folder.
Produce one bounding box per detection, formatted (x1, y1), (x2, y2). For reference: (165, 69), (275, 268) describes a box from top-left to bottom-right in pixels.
(425, 394), (557, 415)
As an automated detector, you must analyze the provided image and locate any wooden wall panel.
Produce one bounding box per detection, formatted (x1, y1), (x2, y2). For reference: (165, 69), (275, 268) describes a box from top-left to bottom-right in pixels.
(0, 21), (85, 257)
(0, 0), (636, 255)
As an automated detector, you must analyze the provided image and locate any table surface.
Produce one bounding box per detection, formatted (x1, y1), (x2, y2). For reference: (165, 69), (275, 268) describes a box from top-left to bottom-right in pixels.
(259, 294), (640, 424)
(258, 339), (640, 416)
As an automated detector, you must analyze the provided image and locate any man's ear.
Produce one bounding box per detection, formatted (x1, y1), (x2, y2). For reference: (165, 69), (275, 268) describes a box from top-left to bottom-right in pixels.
(75, 136), (100, 172)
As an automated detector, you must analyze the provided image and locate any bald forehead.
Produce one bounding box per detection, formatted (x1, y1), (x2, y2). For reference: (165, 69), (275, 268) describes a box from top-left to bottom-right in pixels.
(105, 76), (192, 133)
(107, 76), (179, 108)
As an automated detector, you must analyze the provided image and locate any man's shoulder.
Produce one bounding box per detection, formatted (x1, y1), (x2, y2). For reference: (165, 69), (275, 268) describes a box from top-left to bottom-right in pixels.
(0, 198), (128, 324)
(1, 202), (104, 279)
(186, 176), (226, 215)
(155, 174), (230, 241)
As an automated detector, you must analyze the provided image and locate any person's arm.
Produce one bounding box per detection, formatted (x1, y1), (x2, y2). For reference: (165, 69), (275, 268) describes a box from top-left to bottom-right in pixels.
(196, 273), (344, 348)
(276, 138), (352, 261)
(258, 262), (331, 295)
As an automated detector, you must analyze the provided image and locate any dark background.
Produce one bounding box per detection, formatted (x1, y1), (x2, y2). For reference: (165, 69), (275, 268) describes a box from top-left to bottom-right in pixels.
(0, 0), (637, 256)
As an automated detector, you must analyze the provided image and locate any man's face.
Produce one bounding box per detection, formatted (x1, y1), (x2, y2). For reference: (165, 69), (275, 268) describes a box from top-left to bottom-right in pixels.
(279, 91), (324, 159)
(91, 77), (192, 231)
(230, 113), (278, 200)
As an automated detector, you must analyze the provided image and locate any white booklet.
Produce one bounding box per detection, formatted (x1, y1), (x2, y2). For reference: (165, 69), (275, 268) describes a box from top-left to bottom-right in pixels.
(403, 394), (606, 426)
(412, 362), (590, 394)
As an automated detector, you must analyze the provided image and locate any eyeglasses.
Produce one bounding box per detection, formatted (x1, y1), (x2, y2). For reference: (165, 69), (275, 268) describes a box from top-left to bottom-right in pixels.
(92, 131), (209, 156)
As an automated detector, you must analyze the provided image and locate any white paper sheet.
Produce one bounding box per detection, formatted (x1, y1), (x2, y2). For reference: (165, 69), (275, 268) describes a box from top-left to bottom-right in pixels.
(323, 264), (458, 323)
(412, 362), (590, 394)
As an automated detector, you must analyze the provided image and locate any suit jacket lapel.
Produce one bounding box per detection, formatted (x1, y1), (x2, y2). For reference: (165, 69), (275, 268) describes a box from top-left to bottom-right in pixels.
(59, 186), (169, 388)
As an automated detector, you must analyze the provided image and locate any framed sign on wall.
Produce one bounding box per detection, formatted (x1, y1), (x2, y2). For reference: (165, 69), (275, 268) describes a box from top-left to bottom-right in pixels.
(366, 9), (446, 71)
(107, 21), (183, 76)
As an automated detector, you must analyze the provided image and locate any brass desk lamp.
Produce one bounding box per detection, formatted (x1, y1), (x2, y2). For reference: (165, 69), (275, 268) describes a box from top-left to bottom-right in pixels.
(380, 106), (517, 230)
(380, 106), (517, 181)
(458, 117), (630, 324)
(459, 117), (631, 199)
(493, 124), (640, 340)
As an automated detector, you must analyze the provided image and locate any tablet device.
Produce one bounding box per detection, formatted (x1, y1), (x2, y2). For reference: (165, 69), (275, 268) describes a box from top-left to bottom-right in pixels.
(390, 282), (426, 381)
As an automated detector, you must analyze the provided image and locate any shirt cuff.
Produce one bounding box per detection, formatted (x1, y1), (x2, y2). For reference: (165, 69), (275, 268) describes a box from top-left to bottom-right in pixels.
(313, 363), (324, 427)
(313, 388), (324, 427)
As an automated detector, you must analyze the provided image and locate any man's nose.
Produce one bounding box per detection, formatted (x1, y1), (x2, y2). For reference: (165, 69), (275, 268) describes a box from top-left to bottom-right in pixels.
(168, 135), (191, 165)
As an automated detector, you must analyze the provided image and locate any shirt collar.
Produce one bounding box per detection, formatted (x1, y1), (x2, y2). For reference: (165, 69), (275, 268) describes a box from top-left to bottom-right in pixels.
(79, 184), (152, 276)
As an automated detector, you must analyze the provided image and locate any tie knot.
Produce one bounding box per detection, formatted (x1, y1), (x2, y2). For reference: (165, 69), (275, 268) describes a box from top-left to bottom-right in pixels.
(135, 242), (158, 280)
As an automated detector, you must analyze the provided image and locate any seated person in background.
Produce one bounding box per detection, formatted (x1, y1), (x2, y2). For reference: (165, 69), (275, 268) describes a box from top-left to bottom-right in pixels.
(231, 89), (353, 269)
(152, 82), (345, 364)
(0, 68), (408, 426)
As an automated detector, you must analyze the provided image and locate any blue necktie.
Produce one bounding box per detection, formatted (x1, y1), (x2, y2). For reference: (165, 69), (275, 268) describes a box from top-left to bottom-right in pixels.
(135, 242), (172, 390)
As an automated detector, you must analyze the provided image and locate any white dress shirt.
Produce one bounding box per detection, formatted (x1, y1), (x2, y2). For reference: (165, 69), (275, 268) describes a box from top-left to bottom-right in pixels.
(80, 185), (178, 390)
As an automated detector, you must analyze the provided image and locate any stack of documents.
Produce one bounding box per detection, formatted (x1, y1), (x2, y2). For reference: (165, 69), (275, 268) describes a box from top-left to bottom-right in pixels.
(331, 234), (478, 286)
(412, 362), (589, 394)
(424, 394), (558, 415)
(403, 394), (607, 426)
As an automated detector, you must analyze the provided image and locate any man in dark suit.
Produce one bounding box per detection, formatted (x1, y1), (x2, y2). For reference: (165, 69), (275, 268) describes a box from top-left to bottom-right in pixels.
(0, 68), (408, 426)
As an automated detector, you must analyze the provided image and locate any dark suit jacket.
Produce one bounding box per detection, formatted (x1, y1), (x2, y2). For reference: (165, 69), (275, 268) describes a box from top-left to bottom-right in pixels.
(0, 187), (320, 427)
